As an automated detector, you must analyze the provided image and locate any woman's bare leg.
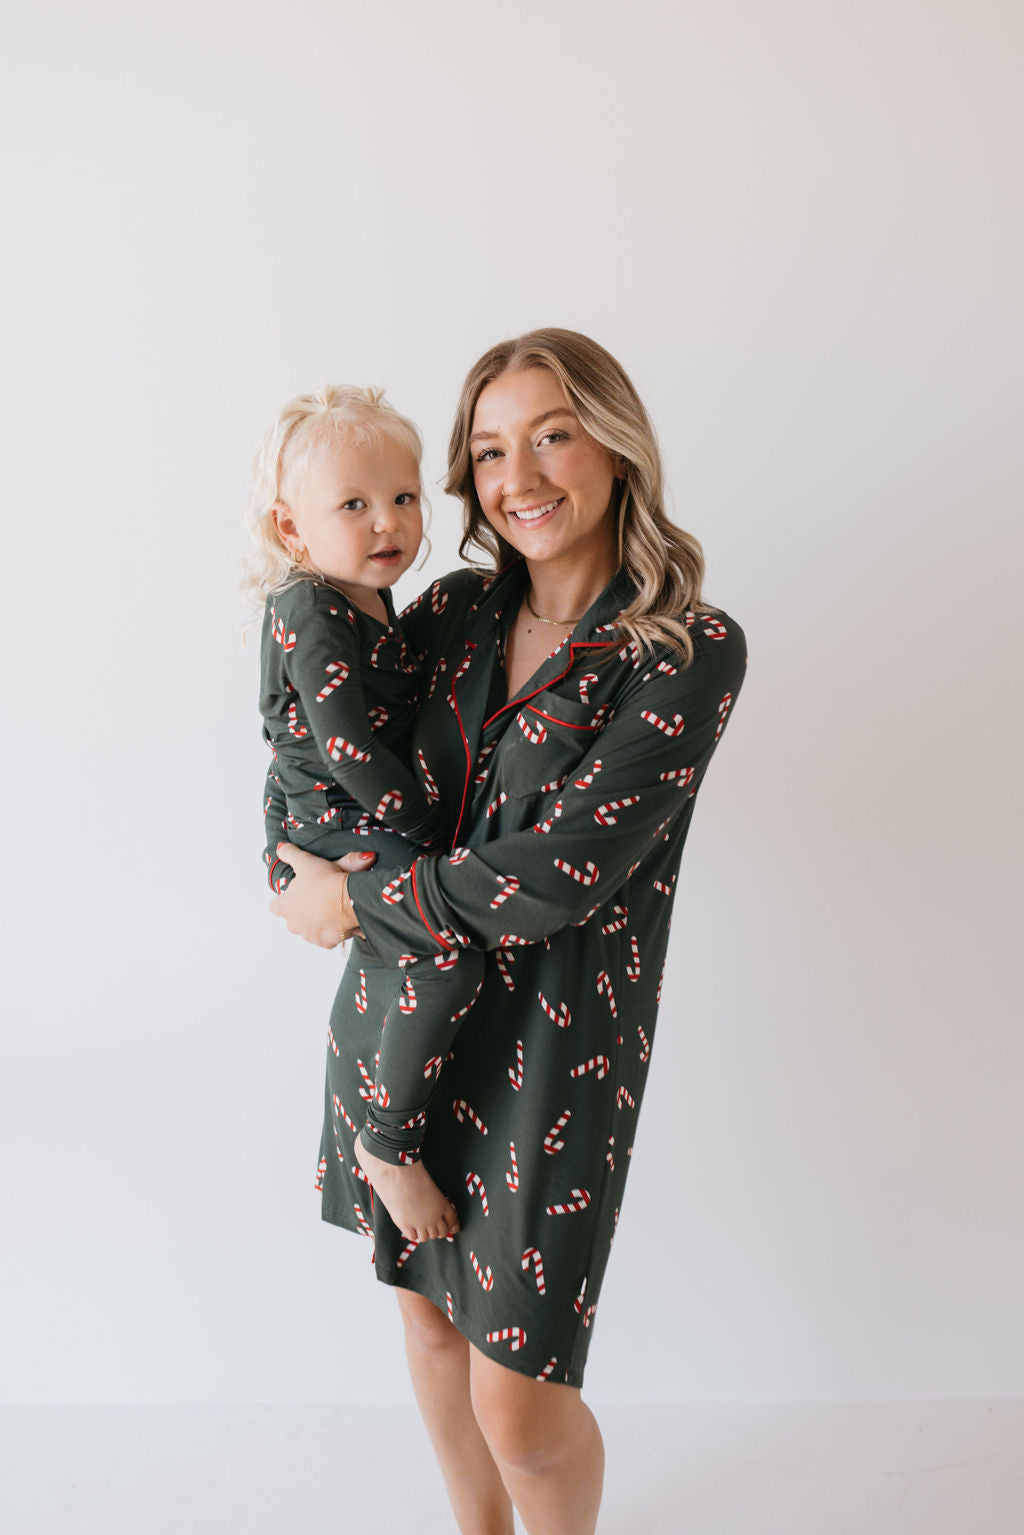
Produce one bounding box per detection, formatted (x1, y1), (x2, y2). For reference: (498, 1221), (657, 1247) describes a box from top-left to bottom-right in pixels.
(396, 1291), (515, 1535)
(470, 1346), (604, 1535)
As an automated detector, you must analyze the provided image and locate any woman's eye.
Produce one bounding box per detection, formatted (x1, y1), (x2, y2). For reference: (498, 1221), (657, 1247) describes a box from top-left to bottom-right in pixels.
(475, 447), (502, 463)
(539, 430), (568, 446)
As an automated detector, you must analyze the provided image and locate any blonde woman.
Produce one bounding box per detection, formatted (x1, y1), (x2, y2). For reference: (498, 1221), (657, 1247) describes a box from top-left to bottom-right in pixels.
(269, 329), (747, 1535)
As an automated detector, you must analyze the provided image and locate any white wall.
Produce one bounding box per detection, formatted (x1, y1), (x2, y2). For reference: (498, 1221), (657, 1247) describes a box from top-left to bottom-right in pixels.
(2, 0), (1020, 1404)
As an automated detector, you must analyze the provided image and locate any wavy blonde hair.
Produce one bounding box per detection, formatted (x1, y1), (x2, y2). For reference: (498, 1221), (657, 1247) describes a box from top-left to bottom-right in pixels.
(447, 328), (710, 663)
(240, 384), (424, 609)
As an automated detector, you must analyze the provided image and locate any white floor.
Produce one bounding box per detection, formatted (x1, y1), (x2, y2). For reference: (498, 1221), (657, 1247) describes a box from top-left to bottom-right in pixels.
(2, 1401), (1022, 1534)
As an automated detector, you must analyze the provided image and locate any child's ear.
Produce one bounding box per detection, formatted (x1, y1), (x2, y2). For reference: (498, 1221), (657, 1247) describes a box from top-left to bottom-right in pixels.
(271, 500), (299, 545)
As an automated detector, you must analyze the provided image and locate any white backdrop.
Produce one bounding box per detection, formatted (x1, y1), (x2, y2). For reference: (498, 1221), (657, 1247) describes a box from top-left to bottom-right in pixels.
(2, 0), (1020, 1405)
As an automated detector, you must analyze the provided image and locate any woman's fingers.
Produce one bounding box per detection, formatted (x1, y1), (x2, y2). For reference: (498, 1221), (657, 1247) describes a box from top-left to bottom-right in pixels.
(335, 849), (378, 873)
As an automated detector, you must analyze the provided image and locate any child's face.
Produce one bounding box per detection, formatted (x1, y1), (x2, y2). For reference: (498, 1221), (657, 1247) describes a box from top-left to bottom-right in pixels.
(278, 432), (423, 606)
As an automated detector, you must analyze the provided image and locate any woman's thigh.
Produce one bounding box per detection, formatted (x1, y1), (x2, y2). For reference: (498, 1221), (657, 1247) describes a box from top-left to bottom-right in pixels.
(468, 1345), (583, 1468)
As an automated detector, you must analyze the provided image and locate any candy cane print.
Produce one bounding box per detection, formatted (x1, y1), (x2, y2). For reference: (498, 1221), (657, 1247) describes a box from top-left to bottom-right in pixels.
(367, 704), (388, 731)
(270, 606), (296, 650)
(616, 1085), (636, 1111)
(715, 690), (734, 740)
(573, 1277), (588, 1314)
(453, 1100), (488, 1135)
(315, 806), (339, 825)
(537, 1357), (558, 1381)
(447, 652), (472, 707)
(496, 950), (516, 991)
(472, 741), (495, 783)
(582, 1304), (598, 1328)
(400, 1108), (427, 1132)
(539, 774), (568, 794)
(374, 1081), (391, 1109)
(327, 736), (372, 765)
(640, 708), (686, 736)
(428, 578), (448, 614)
(543, 1110), (571, 1154)
(531, 801), (563, 833)
(653, 875), (676, 895)
(538, 991), (572, 1028)
(570, 1055), (610, 1081)
(286, 701), (308, 738)
(553, 857), (600, 886)
(702, 615), (727, 640)
(487, 1326), (527, 1352)
(350, 1159), (370, 1185)
(398, 978), (417, 1014)
(515, 711), (548, 744)
(606, 1135), (615, 1171)
(657, 963), (665, 1003)
(285, 813), (302, 830)
(315, 1156), (326, 1191)
(353, 1203), (374, 1238)
(355, 1059), (375, 1101)
(420, 1054), (444, 1085)
(354, 969), (368, 1014)
(327, 1026), (340, 1058)
(660, 765), (695, 789)
(425, 657), (447, 699)
(506, 1141), (520, 1191)
(569, 903), (601, 929)
(334, 1094), (357, 1130)
(546, 1188), (592, 1215)
(315, 661), (349, 701)
(465, 1172), (489, 1215)
(369, 635), (389, 669)
(486, 791), (509, 819)
(574, 760), (603, 789)
(594, 795), (640, 826)
(508, 1040), (524, 1091)
(446, 1291), (454, 1322)
(498, 933), (531, 947)
(396, 1239), (421, 1269)
(601, 905), (628, 934)
(618, 637), (642, 668)
(416, 749), (440, 803)
(578, 672), (599, 703)
(449, 979), (483, 1024)
(596, 971), (618, 1019)
(638, 1024), (651, 1063)
(448, 846), (471, 865)
(375, 790), (403, 820)
(489, 874), (520, 909)
(626, 935), (641, 981)
(381, 869), (411, 905)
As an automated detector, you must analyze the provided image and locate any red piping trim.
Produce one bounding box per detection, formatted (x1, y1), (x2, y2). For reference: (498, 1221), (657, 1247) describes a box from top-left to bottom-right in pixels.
(267, 857), (284, 887)
(410, 858), (454, 952)
(450, 648), (476, 847)
(482, 641), (610, 731)
(526, 705), (598, 732)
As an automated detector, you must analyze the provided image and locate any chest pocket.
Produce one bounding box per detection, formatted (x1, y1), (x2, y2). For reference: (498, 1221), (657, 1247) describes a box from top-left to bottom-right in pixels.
(497, 687), (607, 799)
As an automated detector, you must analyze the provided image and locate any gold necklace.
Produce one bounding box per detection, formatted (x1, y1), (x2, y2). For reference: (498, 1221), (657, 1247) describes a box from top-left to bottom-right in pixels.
(525, 591), (582, 628)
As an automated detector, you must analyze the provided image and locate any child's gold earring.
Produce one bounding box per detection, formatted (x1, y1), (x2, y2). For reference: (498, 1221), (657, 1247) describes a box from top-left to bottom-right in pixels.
(293, 547), (305, 564)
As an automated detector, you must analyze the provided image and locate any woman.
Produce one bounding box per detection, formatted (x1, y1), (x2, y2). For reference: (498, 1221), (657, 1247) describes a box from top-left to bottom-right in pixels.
(269, 329), (747, 1535)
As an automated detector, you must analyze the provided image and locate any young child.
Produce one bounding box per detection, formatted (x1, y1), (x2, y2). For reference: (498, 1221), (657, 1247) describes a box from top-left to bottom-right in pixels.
(242, 385), (483, 1243)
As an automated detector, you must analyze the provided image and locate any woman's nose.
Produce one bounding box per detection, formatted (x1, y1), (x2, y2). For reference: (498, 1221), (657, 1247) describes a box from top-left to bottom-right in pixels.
(501, 446), (540, 499)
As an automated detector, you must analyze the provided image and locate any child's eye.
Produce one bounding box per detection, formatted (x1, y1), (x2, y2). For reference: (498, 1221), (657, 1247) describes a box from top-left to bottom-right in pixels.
(475, 447), (502, 462)
(340, 499), (365, 512)
(395, 492), (419, 506)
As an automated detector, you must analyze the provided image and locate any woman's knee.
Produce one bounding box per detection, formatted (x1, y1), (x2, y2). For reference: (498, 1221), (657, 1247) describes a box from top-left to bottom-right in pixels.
(470, 1357), (570, 1474)
(396, 1289), (464, 1355)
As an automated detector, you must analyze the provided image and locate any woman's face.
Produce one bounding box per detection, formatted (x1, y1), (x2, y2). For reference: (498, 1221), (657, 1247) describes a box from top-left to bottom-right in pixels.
(470, 367), (619, 575)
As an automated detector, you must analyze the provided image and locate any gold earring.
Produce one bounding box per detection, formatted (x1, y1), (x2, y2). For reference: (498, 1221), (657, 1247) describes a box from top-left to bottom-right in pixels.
(293, 547), (305, 564)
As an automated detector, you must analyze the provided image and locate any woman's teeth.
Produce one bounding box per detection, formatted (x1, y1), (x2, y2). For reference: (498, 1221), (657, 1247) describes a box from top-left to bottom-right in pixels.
(512, 498), (561, 523)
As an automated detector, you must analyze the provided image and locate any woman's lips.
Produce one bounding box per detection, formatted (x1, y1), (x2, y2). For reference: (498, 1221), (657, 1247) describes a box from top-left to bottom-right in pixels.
(508, 496), (565, 525)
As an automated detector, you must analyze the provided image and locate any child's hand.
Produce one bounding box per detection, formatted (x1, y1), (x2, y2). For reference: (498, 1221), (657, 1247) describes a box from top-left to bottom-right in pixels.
(269, 845), (377, 947)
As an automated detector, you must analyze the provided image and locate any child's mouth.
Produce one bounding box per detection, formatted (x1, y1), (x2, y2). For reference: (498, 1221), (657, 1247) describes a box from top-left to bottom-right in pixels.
(371, 548), (402, 563)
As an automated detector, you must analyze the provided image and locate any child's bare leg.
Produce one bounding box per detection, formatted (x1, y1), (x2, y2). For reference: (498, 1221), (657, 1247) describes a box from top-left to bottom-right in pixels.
(354, 1134), (460, 1243)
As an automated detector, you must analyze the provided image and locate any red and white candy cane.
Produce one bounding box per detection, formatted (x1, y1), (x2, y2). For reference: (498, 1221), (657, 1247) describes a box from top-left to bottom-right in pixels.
(427, 658), (447, 699)
(619, 637), (642, 667)
(582, 1304), (597, 1328)
(606, 1135), (615, 1171)
(374, 1081), (391, 1109)
(520, 1246), (546, 1292)
(536, 1357), (558, 1381)
(432, 950), (458, 972)
(626, 935), (641, 981)
(543, 1110), (571, 1154)
(657, 963), (665, 1003)
(448, 653), (473, 705)
(506, 1140), (520, 1192)
(469, 1251), (494, 1291)
(596, 970), (618, 1018)
(539, 774), (568, 793)
(334, 1094), (357, 1130)
(702, 615), (727, 640)
(570, 903), (600, 929)
(570, 1055), (610, 1081)
(270, 607), (296, 650)
(538, 991), (572, 1029)
(381, 869), (411, 905)
(640, 708), (686, 737)
(653, 876), (676, 896)
(375, 789), (403, 820)
(487, 1326), (526, 1352)
(578, 672), (599, 704)
(396, 1240), (421, 1270)
(422, 1054), (444, 1082)
(327, 1026), (340, 1058)
(547, 1188), (591, 1215)
(356, 1059), (375, 1101)
(454, 1100), (488, 1135)
(573, 1277), (588, 1314)
(327, 736), (372, 765)
(315, 1156), (326, 1191)
(354, 969), (368, 1014)
(446, 1291), (454, 1322)
(498, 932), (530, 947)
(316, 806), (339, 825)
(715, 691), (734, 740)
(285, 813), (302, 830)
(641, 659), (677, 680)
(496, 950), (517, 991)
(368, 704), (388, 731)
(638, 1024), (650, 1063)
(531, 801), (563, 834)
(472, 742), (495, 783)
(508, 1040), (524, 1091)
(398, 978), (417, 1014)
(594, 795), (640, 826)
(315, 661), (349, 701)
(417, 749), (440, 803)
(430, 579), (448, 614)
(465, 1172), (489, 1215)
(515, 711), (548, 745)
(574, 760), (603, 789)
(350, 1160), (370, 1185)
(660, 765), (695, 789)
(353, 1203), (373, 1238)
(286, 701), (307, 738)
(448, 846), (471, 865)
(616, 1085), (636, 1111)
(369, 634), (389, 669)
(601, 905), (628, 934)
(553, 857), (600, 886)
(489, 874), (520, 909)
(486, 791), (509, 819)
(449, 979), (483, 1023)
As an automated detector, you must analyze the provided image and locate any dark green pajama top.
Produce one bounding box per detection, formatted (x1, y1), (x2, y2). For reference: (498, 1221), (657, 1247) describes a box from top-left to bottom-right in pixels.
(271, 561), (747, 1387)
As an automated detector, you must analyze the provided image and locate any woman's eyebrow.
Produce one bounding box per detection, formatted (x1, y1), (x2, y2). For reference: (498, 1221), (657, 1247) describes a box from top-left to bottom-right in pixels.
(470, 408), (575, 445)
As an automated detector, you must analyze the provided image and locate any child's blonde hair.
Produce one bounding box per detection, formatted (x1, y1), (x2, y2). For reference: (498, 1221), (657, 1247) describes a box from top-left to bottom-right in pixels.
(241, 384), (424, 608)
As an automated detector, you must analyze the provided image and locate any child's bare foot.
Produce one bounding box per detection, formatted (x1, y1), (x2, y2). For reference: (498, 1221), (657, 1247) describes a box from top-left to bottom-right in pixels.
(354, 1135), (461, 1243)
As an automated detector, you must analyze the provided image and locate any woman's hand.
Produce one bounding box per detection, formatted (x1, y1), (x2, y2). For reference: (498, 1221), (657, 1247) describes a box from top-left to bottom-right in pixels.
(269, 844), (377, 947)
